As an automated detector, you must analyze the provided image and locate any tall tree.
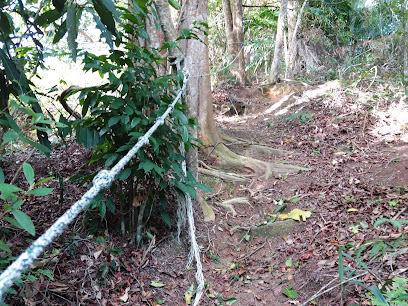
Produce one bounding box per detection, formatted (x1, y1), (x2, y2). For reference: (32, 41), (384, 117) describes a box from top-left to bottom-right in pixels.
(154, 0), (302, 181)
(222, 0), (248, 85)
(268, 0), (288, 84)
(285, 0), (308, 79)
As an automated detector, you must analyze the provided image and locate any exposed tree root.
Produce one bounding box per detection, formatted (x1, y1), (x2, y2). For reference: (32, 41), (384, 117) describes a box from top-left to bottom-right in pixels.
(214, 197), (250, 217)
(198, 161), (252, 183)
(196, 192), (215, 222)
(210, 143), (306, 180)
(219, 133), (290, 156)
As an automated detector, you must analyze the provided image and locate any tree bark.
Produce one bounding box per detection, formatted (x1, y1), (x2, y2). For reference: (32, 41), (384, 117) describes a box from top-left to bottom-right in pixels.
(285, 0), (308, 79)
(268, 0), (288, 84)
(222, 0), (248, 85)
(404, 0), (408, 101)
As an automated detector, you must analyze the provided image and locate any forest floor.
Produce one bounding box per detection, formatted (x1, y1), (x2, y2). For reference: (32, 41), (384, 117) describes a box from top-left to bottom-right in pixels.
(2, 79), (408, 305)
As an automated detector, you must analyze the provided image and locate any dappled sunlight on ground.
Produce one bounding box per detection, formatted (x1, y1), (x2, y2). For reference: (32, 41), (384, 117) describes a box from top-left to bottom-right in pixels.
(371, 98), (408, 142)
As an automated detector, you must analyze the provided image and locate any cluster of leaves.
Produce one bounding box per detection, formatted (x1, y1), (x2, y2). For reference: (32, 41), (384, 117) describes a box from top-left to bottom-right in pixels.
(57, 4), (210, 237)
(338, 220), (408, 305)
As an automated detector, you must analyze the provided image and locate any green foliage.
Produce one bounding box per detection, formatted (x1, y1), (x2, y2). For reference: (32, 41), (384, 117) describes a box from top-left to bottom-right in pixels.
(57, 6), (211, 239)
(338, 232), (408, 304)
(0, 162), (54, 237)
(285, 111), (313, 125)
(367, 277), (408, 306)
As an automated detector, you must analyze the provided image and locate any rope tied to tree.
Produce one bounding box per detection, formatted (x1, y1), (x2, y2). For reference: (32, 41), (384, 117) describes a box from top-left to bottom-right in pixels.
(0, 68), (205, 305)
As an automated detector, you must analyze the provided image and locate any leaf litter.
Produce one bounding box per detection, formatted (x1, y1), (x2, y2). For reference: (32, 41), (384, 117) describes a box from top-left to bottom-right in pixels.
(1, 82), (407, 305)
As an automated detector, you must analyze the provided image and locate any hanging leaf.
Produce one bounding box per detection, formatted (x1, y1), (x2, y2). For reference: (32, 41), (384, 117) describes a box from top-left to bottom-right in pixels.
(53, 20), (67, 44)
(160, 211), (171, 228)
(0, 168), (4, 183)
(91, 0), (116, 36)
(168, 0), (180, 9)
(106, 197), (115, 214)
(0, 11), (11, 36)
(100, 0), (121, 20)
(23, 162), (35, 186)
(12, 210), (35, 236)
(52, 0), (66, 12)
(35, 9), (63, 26)
(66, 2), (78, 61)
(85, 7), (113, 49)
(0, 49), (28, 95)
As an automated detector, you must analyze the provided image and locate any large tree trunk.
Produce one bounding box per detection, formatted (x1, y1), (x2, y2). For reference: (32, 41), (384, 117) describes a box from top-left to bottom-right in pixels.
(222, 0), (248, 85)
(285, 0), (308, 79)
(404, 1), (408, 101)
(154, 0), (304, 181)
(268, 0), (288, 84)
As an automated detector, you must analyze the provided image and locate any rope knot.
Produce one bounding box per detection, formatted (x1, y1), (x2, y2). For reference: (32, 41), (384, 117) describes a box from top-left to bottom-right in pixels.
(93, 170), (114, 189)
(138, 135), (149, 146)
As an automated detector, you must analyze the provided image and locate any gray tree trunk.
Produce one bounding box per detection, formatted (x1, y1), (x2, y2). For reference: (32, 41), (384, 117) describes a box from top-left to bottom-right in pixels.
(222, 0), (248, 85)
(268, 0), (288, 84)
(285, 0), (308, 79)
(154, 0), (220, 177)
(404, 0), (408, 101)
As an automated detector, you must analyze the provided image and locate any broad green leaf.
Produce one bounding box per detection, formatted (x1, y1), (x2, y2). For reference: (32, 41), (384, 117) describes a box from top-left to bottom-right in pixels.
(23, 162), (35, 186)
(34, 176), (54, 187)
(108, 116), (120, 126)
(374, 218), (407, 230)
(0, 49), (28, 96)
(99, 201), (106, 219)
(369, 285), (389, 305)
(3, 130), (18, 143)
(106, 197), (115, 214)
(35, 9), (62, 26)
(150, 281), (165, 288)
(101, 0), (121, 20)
(139, 160), (155, 173)
(282, 285), (297, 299)
(0, 183), (23, 193)
(188, 182), (213, 193)
(27, 188), (54, 196)
(168, 0), (180, 9)
(117, 168), (131, 180)
(12, 210), (35, 236)
(285, 257), (292, 267)
(181, 125), (189, 142)
(224, 298), (237, 304)
(11, 199), (24, 210)
(0, 168), (4, 183)
(53, 20), (67, 44)
(85, 7), (113, 49)
(92, 0), (116, 36)
(0, 240), (11, 253)
(37, 269), (54, 281)
(160, 212), (171, 228)
(4, 216), (23, 229)
(52, 0), (66, 12)
(0, 11), (11, 36)
(173, 109), (188, 124)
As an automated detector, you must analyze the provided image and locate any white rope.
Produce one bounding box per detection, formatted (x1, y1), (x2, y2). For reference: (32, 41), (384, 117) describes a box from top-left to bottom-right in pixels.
(179, 143), (205, 306)
(0, 69), (190, 301)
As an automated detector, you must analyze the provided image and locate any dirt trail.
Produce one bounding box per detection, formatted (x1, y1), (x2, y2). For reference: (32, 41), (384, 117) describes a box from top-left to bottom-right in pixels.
(2, 82), (408, 305)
